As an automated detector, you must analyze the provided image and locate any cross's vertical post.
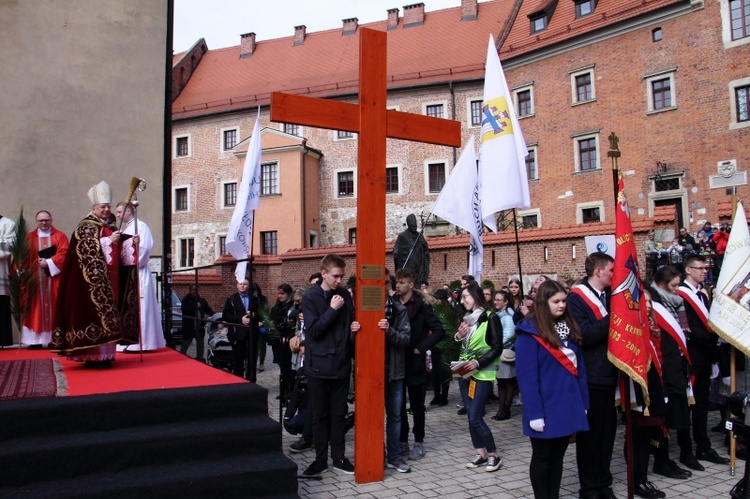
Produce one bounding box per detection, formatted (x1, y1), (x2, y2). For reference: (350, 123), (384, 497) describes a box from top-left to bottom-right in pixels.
(353, 28), (387, 483)
(270, 26), (461, 484)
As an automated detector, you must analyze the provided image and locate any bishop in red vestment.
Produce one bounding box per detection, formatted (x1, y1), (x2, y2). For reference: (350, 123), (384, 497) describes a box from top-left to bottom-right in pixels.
(51, 181), (139, 368)
(21, 210), (69, 347)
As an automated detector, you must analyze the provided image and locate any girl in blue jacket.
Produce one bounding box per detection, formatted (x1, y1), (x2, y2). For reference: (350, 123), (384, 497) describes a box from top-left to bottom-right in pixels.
(516, 280), (590, 498)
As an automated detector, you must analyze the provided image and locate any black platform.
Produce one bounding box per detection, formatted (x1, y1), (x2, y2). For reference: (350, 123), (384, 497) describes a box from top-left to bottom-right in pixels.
(0, 383), (298, 498)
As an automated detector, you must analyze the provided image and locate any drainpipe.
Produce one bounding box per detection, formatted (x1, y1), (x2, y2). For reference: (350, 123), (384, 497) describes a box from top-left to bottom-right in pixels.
(449, 81), (457, 165)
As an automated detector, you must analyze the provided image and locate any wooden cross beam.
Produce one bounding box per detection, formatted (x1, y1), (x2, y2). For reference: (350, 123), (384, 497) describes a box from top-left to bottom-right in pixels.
(271, 27), (461, 483)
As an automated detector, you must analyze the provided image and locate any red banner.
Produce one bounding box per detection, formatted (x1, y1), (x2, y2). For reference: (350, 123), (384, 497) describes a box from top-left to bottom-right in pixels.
(608, 172), (651, 404)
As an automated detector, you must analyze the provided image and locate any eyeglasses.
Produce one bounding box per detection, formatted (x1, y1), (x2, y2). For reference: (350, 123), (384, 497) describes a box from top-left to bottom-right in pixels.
(36, 219), (51, 223)
(687, 266), (708, 271)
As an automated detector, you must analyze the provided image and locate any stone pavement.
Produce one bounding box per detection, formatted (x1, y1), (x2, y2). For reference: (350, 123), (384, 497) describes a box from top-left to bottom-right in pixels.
(251, 362), (747, 499)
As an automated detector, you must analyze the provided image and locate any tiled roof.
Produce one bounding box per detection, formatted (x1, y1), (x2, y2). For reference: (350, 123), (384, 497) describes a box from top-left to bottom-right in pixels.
(500, 0), (682, 59)
(717, 200), (750, 220)
(652, 204), (677, 222)
(172, 1), (518, 119)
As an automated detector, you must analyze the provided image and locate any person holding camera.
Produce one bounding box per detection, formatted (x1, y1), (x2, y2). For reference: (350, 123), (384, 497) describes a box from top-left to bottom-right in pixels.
(712, 223), (730, 277)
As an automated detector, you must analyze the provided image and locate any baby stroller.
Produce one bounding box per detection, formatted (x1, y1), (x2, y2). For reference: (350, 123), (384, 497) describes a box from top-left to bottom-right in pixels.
(206, 313), (233, 371)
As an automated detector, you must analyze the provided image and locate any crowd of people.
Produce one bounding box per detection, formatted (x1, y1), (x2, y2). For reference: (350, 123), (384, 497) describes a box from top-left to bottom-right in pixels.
(1, 193), (736, 498)
(242, 250), (735, 499)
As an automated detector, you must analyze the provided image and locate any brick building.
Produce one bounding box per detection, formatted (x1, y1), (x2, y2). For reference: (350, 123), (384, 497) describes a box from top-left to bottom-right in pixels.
(170, 0), (749, 294)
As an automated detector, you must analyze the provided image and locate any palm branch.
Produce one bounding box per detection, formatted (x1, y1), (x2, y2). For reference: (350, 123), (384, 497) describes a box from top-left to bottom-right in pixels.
(8, 207), (38, 332)
(432, 300), (462, 370)
(256, 302), (279, 342)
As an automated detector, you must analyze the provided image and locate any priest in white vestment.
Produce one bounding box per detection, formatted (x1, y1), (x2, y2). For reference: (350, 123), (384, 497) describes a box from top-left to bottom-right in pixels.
(115, 203), (165, 352)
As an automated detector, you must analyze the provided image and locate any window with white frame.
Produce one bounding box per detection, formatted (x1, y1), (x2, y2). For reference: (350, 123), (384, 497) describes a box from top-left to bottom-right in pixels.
(729, 77), (750, 129)
(386, 166), (400, 194)
(348, 228), (357, 245)
(261, 231), (278, 255)
(426, 161), (447, 194)
(513, 84), (534, 117)
(644, 68), (677, 113)
(336, 130), (355, 140)
(573, 132), (600, 172)
(336, 170), (355, 198)
(570, 66), (595, 104)
(222, 128), (238, 151)
(177, 237), (195, 268)
(261, 162), (279, 195)
(577, 201), (604, 224)
(518, 208), (541, 228)
(223, 181), (237, 207)
(283, 123), (301, 136)
(730, 0), (750, 41)
(174, 135), (190, 158)
(526, 145), (539, 180)
(217, 235), (227, 257)
(721, 0), (750, 48)
(173, 186), (189, 212)
(423, 102), (446, 118)
(468, 99), (483, 127)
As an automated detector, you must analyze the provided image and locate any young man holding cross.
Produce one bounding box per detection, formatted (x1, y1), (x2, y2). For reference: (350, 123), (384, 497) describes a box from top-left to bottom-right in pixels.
(301, 254), (356, 477)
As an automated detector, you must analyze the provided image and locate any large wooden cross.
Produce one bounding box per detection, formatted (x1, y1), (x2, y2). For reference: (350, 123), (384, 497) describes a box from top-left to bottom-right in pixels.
(271, 27), (461, 483)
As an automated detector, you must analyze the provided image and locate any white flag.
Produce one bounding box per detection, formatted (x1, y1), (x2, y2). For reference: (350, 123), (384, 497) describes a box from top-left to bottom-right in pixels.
(431, 136), (483, 280)
(226, 109), (262, 283)
(709, 203), (750, 356)
(478, 35), (530, 232)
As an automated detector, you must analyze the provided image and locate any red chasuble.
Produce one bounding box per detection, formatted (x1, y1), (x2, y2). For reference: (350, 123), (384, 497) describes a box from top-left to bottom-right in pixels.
(23, 228), (69, 334)
(50, 215), (139, 355)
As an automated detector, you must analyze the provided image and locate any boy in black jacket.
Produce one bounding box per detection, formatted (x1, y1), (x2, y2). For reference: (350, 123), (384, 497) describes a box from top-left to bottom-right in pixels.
(395, 268), (446, 461)
(300, 254), (355, 477)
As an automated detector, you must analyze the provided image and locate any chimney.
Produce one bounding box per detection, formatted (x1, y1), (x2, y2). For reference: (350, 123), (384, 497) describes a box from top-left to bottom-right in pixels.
(403, 3), (425, 28)
(461, 0), (478, 21)
(387, 8), (399, 30)
(240, 32), (256, 58)
(293, 25), (306, 46)
(342, 17), (358, 36)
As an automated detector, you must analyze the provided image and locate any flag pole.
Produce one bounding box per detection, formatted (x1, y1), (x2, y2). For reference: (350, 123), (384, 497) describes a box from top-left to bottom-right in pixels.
(246, 210), (256, 382)
(512, 209), (524, 292)
(608, 132), (634, 499)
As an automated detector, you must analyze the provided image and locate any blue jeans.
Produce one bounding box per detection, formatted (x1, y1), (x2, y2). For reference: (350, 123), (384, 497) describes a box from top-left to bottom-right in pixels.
(459, 377), (496, 453)
(386, 378), (404, 461)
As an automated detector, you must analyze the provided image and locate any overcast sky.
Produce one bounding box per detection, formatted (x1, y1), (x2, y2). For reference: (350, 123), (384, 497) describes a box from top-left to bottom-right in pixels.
(173, 0), (464, 53)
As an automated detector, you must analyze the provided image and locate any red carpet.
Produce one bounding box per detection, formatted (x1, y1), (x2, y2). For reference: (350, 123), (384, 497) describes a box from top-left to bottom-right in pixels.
(0, 347), (246, 396)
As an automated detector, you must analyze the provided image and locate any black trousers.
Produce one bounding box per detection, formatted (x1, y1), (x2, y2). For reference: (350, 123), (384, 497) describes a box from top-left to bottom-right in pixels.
(307, 375), (349, 463)
(530, 436), (570, 499)
(400, 383), (426, 443)
(692, 363), (712, 453)
(0, 295), (11, 346)
(430, 347), (451, 399)
(231, 329), (259, 382)
(576, 385), (617, 496)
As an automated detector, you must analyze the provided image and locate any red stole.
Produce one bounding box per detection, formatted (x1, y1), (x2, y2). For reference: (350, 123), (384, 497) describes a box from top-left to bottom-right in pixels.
(532, 335), (578, 376)
(570, 284), (608, 319)
(677, 286), (710, 330)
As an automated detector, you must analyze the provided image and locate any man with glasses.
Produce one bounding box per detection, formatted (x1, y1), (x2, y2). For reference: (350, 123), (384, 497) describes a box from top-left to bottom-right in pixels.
(678, 254), (729, 465)
(21, 211), (69, 348)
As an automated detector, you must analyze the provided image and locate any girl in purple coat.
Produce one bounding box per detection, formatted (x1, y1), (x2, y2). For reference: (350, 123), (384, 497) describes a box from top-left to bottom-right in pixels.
(516, 280), (590, 499)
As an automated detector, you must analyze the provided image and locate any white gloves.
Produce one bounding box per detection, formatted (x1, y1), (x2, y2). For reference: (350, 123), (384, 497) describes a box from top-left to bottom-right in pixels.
(529, 418), (545, 432)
